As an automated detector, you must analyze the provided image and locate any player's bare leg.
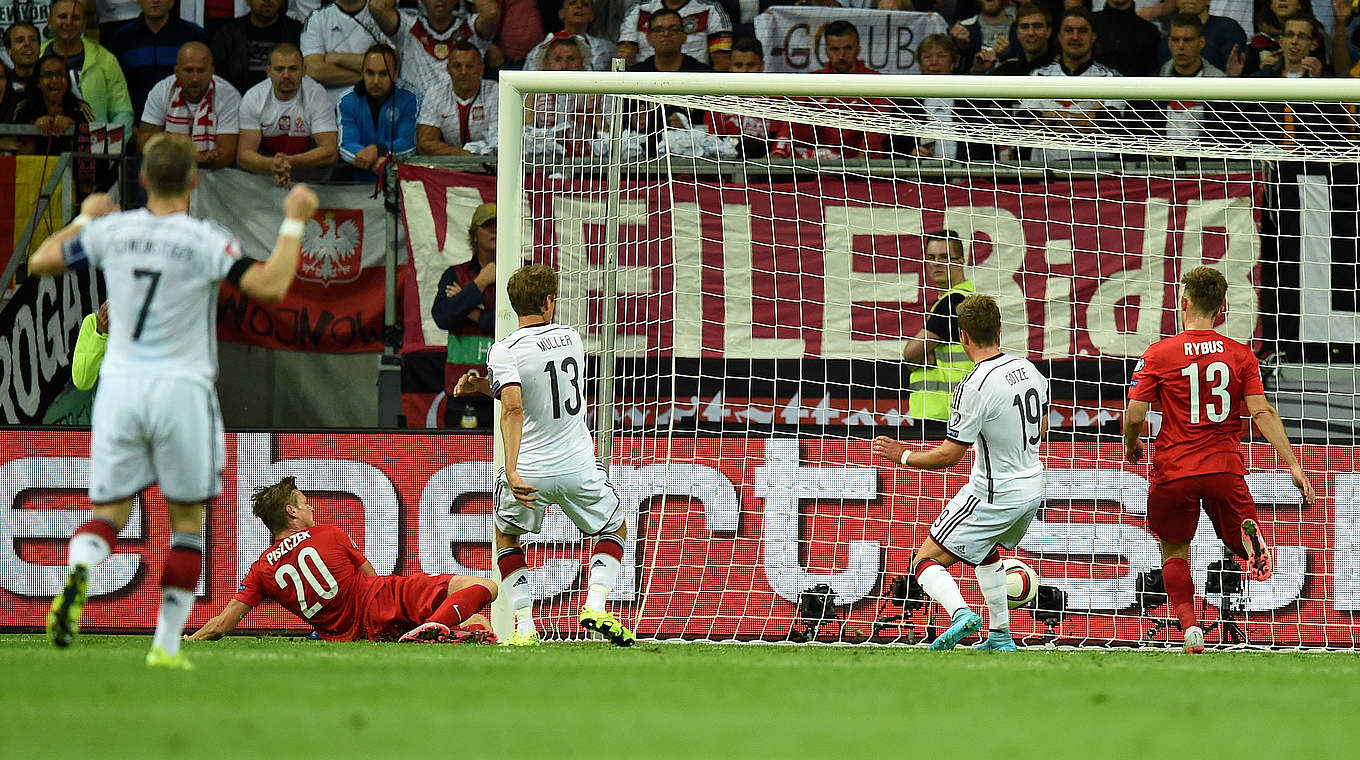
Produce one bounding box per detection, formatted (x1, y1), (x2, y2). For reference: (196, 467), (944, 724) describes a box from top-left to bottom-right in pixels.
(1239, 519), (1274, 582)
(579, 524), (635, 647)
(912, 539), (982, 651)
(1160, 541), (1204, 653)
(49, 498), (134, 648)
(401, 576), (498, 643)
(972, 547), (1017, 651)
(495, 527), (539, 646)
(145, 501), (204, 669)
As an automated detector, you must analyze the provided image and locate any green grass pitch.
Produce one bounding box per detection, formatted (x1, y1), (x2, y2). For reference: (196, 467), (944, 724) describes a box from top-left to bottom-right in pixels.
(3, 634), (1359, 758)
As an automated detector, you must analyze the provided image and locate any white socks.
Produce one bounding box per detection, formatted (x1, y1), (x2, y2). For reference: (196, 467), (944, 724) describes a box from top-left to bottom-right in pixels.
(584, 552), (621, 611)
(68, 530), (111, 570)
(975, 560), (1010, 632)
(916, 564), (968, 619)
(152, 587), (194, 655)
(503, 568), (536, 635)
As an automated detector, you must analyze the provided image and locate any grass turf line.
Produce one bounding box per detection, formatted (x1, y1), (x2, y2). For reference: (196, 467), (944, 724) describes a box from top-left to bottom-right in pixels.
(2, 634), (1358, 758)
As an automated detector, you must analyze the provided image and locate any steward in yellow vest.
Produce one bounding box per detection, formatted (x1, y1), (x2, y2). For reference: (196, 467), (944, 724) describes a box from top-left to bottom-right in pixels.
(904, 231), (975, 420)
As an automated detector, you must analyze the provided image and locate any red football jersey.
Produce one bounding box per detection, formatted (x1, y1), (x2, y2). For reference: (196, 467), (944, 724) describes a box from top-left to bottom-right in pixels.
(234, 524), (374, 641)
(1128, 329), (1265, 484)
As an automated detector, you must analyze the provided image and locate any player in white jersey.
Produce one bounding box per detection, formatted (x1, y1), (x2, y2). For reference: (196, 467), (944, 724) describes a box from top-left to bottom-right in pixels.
(453, 264), (634, 648)
(873, 293), (1049, 652)
(28, 133), (318, 668)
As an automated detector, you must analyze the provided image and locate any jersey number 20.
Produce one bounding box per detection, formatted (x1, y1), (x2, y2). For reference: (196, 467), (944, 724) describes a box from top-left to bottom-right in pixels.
(274, 546), (339, 619)
(1181, 361), (1231, 424)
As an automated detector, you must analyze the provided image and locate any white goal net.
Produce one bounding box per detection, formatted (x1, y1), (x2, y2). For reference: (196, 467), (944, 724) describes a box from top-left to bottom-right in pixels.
(495, 72), (1360, 649)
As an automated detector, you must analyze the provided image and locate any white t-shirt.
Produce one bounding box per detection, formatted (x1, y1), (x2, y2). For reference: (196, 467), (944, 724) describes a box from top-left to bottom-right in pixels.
(523, 32), (615, 72)
(62, 209), (242, 385)
(300, 1), (392, 106)
(617, 0), (732, 65)
(417, 79), (498, 147)
(946, 353), (1050, 506)
(239, 77), (338, 156)
(392, 9), (493, 93)
(140, 74), (242, 150)
(487, 323), (598, 478)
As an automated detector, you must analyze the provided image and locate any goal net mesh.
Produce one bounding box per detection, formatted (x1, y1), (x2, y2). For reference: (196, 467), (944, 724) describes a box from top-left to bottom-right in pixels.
(507, 79), (1360, 649)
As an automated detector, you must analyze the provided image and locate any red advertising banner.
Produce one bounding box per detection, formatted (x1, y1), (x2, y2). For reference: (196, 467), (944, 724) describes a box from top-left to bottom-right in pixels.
(1, 430), (1354, 647)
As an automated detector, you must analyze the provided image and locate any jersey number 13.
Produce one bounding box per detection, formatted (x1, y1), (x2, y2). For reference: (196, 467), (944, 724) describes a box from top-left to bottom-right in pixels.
(1181, 361), (1231, 423)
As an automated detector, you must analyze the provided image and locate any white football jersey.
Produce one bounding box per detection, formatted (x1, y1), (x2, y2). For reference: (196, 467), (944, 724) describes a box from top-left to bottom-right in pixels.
(240, 78), (338, 156)
(417, 79), (498, 147)
(63, 210), (242, 385)
(487, 323), (598, 478)
(393, 9), (493, 93)
(946, 353), (1049, 506)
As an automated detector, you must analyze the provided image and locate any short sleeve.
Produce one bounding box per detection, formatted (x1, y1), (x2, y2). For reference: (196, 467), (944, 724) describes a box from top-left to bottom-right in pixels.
(1239, 349), (1265, 397)
(946, 380), (984, 445)
(214, 79), (242, 134)
(325, 525), (369, 569)
(925, 292), (965, 342)
(233, 563), (266, 607)
(239, 86), (263, 130)
(62, 213), (115, 270)
(299, 12), (325, 57)
(486, 342), (520, 398)
(1127, 349), (1160, 402)
(201, 221), (244, 281)
(141, 78), (171, 127)
(618, 6), (642, 46)
(417, 87), (446, 128)
(310, 83), (338, 133)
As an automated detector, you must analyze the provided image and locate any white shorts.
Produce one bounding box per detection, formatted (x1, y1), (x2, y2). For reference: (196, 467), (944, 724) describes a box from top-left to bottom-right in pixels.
(89, 374), (225, 504)
(494, 463), (623, 537)
(929, 489), (1041, 566)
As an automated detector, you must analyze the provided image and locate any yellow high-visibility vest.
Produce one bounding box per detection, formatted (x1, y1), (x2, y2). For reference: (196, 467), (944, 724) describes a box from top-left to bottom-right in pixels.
(908, 281), (975, 420)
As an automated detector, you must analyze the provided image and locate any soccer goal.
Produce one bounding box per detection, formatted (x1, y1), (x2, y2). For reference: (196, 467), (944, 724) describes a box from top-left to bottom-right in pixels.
(493, 70), (1360, 649)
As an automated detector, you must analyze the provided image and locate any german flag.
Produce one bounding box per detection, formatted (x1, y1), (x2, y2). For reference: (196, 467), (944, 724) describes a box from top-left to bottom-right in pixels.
(0, 155), (70, 281)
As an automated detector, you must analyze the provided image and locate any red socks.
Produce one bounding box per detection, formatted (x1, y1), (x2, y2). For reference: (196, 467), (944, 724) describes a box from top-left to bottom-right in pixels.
(428, 584), (493, 627)
(1162, 557), (1199, 631)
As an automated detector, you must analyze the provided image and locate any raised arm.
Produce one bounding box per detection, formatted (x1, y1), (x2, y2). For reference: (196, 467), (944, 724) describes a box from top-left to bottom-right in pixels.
(1244, 395), (1316, 504)
(29, 194), (117, 276)
(186, 599), (252, 640)
(471, 0), (500, 39)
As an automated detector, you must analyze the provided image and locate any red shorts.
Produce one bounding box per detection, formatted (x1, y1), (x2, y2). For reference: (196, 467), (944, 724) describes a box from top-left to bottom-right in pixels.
(1147, 473), (1256, 554)
(359, 573), (453, 642)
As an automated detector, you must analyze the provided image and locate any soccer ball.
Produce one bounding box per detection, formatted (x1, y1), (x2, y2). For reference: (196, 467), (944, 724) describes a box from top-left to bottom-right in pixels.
(1003, 558), (1039, 609)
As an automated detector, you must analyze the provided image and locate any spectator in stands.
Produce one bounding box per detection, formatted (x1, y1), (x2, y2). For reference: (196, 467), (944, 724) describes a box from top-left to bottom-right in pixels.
(1019, 7), (1124, 162)
(301, 0), (392, 107)
(785, 20), (886, 159)
(43, 0), (136, 134)
(1243, 0), (1325, 75)
(993, 2), (1056, 74)
(0, 65), (21, 153)
(1150, 14), (1231, 140)
(416, 40), (498, 156)
(96, 0), (142, 43)
(139, 43), (241, 168)
(338, 43), (419, 182)
(950, 0), (1017, 73)
(237, 43), (338, 187)
(707, 37), (782, 158)
(525, 0), (614, 72)
(372, 0), (499, 93)
(524, 35), (602, 158)
(1253, 14), (1326, 77)
(888, 34), (964, 159)
(633, 9), (712, 72)
(1155, 0), (1246, 72)
(210, 0), (304, 94)
(1334, 0), (1357, 76)
(1092, 0), (1160, 75)
(617, 0), (733, 71)
(11, 54), (96, 155)
(108, 0), (210, 116)
(432, 201), (496, 428)
(5, 21), (41, 96)
(494, 0), (546, 70)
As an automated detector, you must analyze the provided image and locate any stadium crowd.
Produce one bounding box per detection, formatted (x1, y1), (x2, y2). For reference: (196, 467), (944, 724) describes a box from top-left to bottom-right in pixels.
(1, 0), (1356, 167)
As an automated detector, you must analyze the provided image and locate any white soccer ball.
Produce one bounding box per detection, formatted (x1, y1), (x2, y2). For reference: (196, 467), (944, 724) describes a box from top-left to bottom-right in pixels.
(1003, 558), (1039, 610)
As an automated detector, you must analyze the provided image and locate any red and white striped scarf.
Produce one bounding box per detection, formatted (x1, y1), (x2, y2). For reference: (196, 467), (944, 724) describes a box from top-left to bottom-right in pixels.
(163, 78), (218, 152)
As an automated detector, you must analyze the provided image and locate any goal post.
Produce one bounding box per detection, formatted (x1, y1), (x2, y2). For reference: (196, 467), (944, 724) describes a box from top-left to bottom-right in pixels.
(492, 70), (1360, 648)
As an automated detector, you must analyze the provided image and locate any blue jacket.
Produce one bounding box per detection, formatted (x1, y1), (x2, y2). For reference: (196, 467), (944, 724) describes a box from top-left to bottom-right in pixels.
(336, 82), (420, 182)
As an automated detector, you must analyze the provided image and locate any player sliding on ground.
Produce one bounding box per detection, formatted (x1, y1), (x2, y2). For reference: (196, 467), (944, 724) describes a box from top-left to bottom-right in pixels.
(29, 134), (316, 669)
(873, 294), (1049, 652)
(454, 264), (635, 647)
(189, 477), (497, 643)
(1123, 266), (1315, 654)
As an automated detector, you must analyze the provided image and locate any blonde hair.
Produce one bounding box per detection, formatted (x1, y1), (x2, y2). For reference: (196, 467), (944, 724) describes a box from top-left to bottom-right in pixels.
(958, 293), (1001, 347)
(506, 264), (558, 317)
(141, 133), (198, 197)
(1181, 266), (1227, 318)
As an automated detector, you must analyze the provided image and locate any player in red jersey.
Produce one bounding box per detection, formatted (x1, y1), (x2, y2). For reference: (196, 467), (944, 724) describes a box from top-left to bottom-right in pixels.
(1123, 266), (1315, 653)
(188, 477), (497, 643)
